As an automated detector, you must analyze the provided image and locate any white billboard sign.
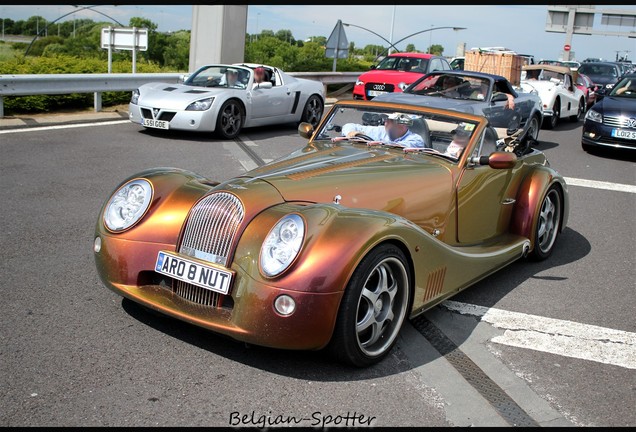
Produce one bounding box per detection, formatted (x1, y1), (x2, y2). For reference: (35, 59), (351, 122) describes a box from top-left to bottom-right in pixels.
(101, 27), (148, 51)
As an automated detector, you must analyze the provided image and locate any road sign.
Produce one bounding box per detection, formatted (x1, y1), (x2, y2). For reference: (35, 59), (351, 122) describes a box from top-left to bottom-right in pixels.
(564, 44), (571, 51)
(101, 27), (148, 51)
(325, 20), (349, 59)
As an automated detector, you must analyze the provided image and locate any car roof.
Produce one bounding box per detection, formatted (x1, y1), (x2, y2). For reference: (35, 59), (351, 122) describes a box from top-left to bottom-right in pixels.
(387, 52), (437, 59)
(523, 64), (573, 75)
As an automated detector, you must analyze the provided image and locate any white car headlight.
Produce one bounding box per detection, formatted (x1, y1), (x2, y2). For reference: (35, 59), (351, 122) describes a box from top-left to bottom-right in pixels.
(131, 89), (140, 105)
(260, 214), (305, 277)
(104, 179), (153, 232)
(585, 109), (602, 123)
(356, 80), (364, 86)
(186, 97), (215, 111)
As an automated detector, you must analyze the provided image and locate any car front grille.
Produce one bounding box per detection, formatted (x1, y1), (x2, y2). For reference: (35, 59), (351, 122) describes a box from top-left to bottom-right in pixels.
(139, 108), (176, 122)
(173, 192), (245, 307)
(604, 115), (636, 129)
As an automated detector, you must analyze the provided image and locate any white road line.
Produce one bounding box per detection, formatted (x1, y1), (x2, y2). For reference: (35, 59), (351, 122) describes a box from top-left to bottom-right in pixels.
(0, 120), (129, 134)
(564, 177), (636, 194)
(442, 300), (636, 370)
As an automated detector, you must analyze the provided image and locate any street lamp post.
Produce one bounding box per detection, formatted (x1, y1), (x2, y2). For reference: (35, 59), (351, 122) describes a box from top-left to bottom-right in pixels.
(428, 24), (433, 54)
(373, 26), (466, 63)
(342, 22), (400, 56)
(24, 5), (124, 56)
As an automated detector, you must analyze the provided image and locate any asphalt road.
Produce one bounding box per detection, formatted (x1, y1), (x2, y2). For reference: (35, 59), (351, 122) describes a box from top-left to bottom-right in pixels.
(0, 107), (634, 427)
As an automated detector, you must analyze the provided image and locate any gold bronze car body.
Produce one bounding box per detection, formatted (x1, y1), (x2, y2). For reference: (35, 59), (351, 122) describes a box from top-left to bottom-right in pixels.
(95, 100), (569, 367)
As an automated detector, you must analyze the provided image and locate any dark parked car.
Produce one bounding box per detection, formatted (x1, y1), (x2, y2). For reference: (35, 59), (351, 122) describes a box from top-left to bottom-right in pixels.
(373, 70), (544, 141)
(577, 62), (622, 91)
(582, 73), (636, 153)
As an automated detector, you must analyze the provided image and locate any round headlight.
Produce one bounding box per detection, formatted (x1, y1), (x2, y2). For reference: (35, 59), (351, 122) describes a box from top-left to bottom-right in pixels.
(260, 214), (305, 277)
(103, 179), (153, 232)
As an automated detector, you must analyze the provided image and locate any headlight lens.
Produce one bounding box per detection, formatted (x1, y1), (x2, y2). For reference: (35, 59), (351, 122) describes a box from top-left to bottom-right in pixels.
(355, 80), (364, 86)
(260, 214), (305, 277)
(103, 179), (153, 232)
(186, 97), (215, 111)
(585, 109), (602, 123)
(131, 89), (140, 104)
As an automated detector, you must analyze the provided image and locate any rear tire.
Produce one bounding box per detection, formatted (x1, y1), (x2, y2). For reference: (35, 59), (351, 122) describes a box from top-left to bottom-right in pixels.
(570, 99), (585, 122)
(300, 95), (324, 129)
(329, 244), (412, 367)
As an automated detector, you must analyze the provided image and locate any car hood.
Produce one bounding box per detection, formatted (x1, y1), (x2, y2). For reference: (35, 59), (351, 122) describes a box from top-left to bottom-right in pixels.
(581, 74), (618, 85)
(359, 69), (427, 85)
(374, 92), (479, 115)
(138, 82), (227, 109)
(519, 79), (557, 94)
(219, 143), (454, 225)
(592, 96), (636, 115)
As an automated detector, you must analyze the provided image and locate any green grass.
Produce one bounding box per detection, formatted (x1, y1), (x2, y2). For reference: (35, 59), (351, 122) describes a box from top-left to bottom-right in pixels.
(0, 42), (19, 62)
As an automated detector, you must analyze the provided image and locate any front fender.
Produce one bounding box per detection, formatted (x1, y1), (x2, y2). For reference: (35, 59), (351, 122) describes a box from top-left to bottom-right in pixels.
(95, 167), (214, 245)
(510, 168), (569, 248)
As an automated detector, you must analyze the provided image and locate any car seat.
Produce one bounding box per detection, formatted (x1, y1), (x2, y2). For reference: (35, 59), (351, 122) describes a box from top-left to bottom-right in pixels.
(409, 118), (432, 148)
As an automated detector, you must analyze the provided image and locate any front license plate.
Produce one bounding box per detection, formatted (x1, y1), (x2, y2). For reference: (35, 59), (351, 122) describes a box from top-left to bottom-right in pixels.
(155, 251), (233, 295)
(367, 90), (388, 97)
(142, 118), (169, 129)
(611, 129), (636, 140)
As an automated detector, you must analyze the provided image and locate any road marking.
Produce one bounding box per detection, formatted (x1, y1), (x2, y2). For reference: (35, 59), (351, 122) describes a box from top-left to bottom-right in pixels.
(442, 300), (636, 370)
(564, 177), (636, 194)
(0, 120), (129, 134)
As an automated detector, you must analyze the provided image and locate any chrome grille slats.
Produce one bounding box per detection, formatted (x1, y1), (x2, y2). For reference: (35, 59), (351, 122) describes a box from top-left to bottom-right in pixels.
(178, 192), (244, 267)
(173, 192), (244, 308)
(174, 280), (219, 306)
(604, 115), (636, 128)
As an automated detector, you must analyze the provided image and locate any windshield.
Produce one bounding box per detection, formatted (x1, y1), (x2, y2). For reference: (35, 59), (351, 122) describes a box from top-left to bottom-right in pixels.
(376, 56), (429, 72)
(407, 74), (491, 101)
(184, 65), (250, 88)
(314, 105), (479, 162)
(578, 64), (618, 77)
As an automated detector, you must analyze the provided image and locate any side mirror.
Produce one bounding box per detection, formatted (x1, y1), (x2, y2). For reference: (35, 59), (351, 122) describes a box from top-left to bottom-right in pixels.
(298, 122), (314, 139)
(471, 151), (518, 169)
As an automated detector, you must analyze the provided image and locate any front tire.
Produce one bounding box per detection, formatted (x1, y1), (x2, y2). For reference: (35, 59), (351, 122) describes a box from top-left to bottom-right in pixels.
(300, 95), (324, 129)
(215, 100), (244, 139)
(329, 244), (412, 367)
(529, 186), (562, 261)
(542, 100), (559, 129)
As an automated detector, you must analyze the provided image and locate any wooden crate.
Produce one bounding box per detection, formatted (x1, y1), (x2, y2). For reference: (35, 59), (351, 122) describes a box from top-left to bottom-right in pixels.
(464, 50), (523, 86)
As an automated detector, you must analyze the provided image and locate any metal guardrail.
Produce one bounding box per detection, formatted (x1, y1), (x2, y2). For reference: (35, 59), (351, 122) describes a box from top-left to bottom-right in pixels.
(0, 72), (360, 118)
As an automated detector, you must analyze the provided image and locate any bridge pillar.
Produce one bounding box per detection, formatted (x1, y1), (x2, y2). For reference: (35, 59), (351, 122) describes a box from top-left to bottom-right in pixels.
(189, 5), (248, 72)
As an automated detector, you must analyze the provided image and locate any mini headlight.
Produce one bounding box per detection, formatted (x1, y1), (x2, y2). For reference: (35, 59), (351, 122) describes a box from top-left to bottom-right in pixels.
(103, 179), (153, 232)
(585, 109), (602, 123)
(186, 97), (215, 111)
(260, 214), (305, 277)
(131, 89), (140, 105)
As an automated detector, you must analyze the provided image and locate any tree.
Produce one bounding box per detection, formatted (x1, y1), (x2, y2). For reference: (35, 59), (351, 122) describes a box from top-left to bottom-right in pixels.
(428, 44), (444, 56)
(405, 43), (417, 53)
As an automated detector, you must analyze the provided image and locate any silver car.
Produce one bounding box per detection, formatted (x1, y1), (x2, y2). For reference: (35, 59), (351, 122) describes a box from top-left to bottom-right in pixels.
(129, 63), (325, 139)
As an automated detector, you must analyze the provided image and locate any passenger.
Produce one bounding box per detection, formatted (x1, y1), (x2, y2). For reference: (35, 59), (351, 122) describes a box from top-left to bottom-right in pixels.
(440, 75), (463, 98)
(253, 67), (267, 86)
(335, 112), (426, 149)
(444, 127), (472, 159)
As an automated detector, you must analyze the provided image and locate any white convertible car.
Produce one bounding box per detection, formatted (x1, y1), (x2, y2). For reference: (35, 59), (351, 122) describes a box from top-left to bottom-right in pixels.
(519, 64), (586, 130)
(129, 63), (325, 139)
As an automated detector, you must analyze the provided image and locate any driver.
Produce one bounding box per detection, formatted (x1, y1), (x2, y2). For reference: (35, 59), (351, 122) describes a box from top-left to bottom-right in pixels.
(336, 112), (426, 149)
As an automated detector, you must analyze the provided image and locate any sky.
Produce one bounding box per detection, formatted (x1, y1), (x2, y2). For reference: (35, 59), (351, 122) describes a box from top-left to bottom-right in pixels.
(2, 4), (636, 62)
